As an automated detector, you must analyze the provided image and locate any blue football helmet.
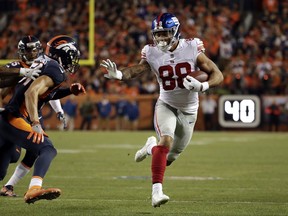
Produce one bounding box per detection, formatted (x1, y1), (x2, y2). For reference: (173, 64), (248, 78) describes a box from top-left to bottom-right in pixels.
(18, 36), (43, 66)
(151, 13), (180, 51)
(45, 35), (80, 74)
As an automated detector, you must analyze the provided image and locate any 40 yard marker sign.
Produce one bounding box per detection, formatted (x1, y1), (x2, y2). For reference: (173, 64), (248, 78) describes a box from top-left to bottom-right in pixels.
(218, 95), (261, 128)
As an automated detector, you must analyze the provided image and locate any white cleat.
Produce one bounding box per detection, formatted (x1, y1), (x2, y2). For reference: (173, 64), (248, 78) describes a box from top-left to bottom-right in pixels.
(152, 191), (169, 207)
(135, 136), (157, 162)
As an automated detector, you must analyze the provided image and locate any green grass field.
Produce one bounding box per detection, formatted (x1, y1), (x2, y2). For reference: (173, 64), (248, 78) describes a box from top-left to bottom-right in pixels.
(0, 131), (288, 216)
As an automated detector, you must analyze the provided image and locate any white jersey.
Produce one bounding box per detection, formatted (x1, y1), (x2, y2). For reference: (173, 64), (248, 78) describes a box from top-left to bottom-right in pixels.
(141, 38), (205, 114)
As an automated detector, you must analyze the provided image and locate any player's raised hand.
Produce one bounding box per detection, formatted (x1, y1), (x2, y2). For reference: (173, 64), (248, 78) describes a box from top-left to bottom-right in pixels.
(183, 75), (205, 92)
(100, 59), (123, 80)
(27, 121), (44, 144)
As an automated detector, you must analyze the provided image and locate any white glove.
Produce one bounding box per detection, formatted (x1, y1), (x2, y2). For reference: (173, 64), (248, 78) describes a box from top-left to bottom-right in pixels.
(100, 59), (123, 80)
(57, 112), (67, 129)
(19, 64), (42, 80)
(27, 121), (44, 144)
(183, 75), (209, 92)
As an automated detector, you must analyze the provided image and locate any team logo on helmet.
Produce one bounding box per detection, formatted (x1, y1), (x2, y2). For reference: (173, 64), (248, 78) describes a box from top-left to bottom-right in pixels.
(151, 13), (181, 52)
(45, 35), (80, 74)
(18, 35), (43, 65)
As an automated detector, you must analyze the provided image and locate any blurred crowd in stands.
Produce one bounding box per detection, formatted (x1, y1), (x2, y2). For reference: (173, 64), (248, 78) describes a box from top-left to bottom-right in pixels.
(0, 0), (287, 96)
(0, 0), (287, 130)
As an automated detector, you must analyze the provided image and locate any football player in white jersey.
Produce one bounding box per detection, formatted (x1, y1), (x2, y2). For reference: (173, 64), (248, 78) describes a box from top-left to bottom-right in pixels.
(101, 13), (224, 207)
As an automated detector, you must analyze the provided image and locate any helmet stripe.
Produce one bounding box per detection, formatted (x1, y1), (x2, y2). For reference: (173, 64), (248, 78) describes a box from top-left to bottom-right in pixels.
(46, 35), (70, 47)
(156, 13), (163, 26)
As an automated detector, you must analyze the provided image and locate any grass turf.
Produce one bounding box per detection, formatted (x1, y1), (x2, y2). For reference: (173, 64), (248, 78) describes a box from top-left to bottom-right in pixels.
(0, 131), (287, 216)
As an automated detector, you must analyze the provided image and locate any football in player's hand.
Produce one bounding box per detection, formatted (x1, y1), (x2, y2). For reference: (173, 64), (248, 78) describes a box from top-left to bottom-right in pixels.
(70, 83), (86, 95)
(187, 70), (208, 82)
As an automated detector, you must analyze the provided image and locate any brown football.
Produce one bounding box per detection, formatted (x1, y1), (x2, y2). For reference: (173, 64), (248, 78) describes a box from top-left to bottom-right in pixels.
(187, 70), (208, 82)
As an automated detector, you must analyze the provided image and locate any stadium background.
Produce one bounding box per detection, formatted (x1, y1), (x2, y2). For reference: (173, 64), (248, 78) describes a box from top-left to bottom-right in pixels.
(0, 0), (287, 131)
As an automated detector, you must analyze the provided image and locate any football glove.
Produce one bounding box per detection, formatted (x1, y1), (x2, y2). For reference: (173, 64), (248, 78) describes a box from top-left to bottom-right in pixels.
(100, 59), (123, 80)
(183, 75), (209, 92)
(57, 112), (67, 129)
(19, 64), (42, 80)
(70, 83), (86, 95)
(27, 121), (44, 144)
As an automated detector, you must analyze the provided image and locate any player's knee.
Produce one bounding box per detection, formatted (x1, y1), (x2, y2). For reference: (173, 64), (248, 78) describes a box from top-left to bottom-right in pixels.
(167, 154), (178, 163)
(159, 135), (173, 148)
(50, 146), (57, 158)
(41, 145), (57, 159)
(166, 160), (173, 166)
(167, 152), (181, 164)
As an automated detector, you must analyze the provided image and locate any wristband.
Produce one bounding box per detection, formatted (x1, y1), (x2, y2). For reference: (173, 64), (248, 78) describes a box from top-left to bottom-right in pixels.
(19, 68), (26, 76)
(32, 121), (40, 126)
(201, 82), (209, 91)
(116, 70), (123, 80)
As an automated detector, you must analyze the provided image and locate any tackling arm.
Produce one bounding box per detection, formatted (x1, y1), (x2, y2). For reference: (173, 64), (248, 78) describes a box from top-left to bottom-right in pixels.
(0, 66), (21, 77)
(0, 65), (41, 80)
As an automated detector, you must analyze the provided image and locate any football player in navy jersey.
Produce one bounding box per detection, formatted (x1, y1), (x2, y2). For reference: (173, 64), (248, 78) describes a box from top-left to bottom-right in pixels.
(0, 35), (83, 203)
(0, 35), (44, 85)
(1, 82), (86, 198)
(0, 36), (85, 198)
(0, 35), (61, 197)
(102, 13), (223, 207)
(0, 36), (66, 126)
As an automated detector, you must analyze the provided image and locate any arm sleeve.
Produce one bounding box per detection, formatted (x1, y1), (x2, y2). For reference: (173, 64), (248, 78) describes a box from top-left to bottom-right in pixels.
(51, 88), (72, 100)
(49, 99), (63, 114)
(141, 45), (149, 60)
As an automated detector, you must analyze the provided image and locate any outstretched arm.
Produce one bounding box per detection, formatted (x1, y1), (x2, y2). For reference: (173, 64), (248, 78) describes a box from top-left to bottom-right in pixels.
(121, 60), (151, 80)
(101, 59), (151, 81)
(0, 66), (21, 77)
(0, 66), (41, 80)
(51, 83), (86, 100)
